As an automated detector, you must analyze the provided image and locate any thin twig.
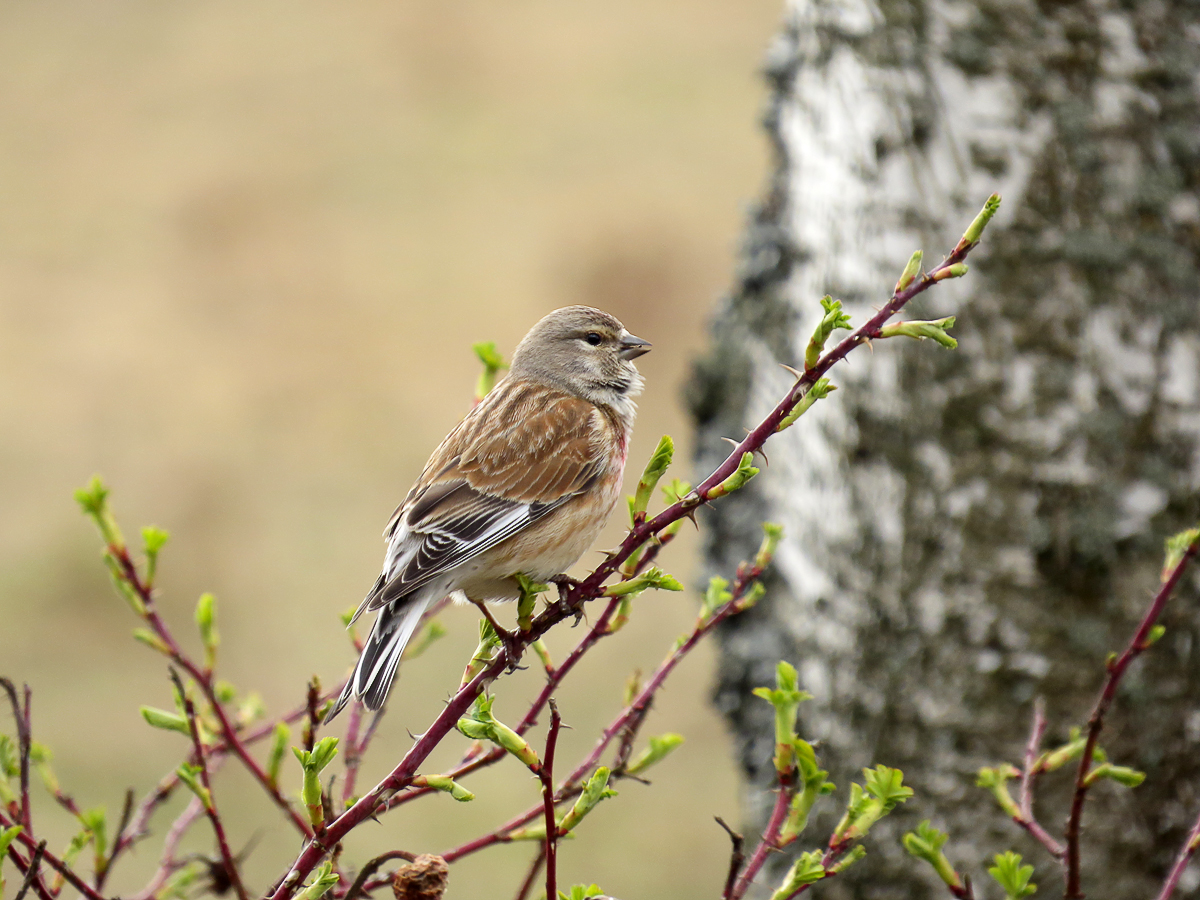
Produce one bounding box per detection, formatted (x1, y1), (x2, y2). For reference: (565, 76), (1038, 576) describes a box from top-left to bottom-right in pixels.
(1015, 699), (1064, 860)
(0, 678), (32, 830)
(128, 795), (207, 900)
(343, 849), (416, 900)
(267, 220), (991, 900)
(541, 701), (563, 900)
(715, 817), (745, 900)
(0, 814), (108, 900)
(1157, 807), (1200, 900)
(13, 840), (47, 900)
(729, 782), (796, 899)
(1064, 535), (1200, 899)
(172, 669), (250, 900)
(513, 848), (546, 900)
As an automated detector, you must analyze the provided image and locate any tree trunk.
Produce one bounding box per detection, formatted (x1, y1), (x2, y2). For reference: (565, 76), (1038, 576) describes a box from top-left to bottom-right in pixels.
(689, 0), (1200, 896)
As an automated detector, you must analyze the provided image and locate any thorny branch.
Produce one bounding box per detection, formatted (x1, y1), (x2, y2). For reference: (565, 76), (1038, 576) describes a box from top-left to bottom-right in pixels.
(1, 197), (1002, 900)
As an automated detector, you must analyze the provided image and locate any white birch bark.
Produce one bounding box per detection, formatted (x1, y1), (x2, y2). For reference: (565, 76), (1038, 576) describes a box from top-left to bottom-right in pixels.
(691, 0), (1200, 895)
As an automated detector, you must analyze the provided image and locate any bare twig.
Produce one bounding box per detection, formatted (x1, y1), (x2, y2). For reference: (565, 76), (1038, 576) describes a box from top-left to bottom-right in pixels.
(0, 813), (108, 900)
(128, 795), (207, 900)
(172, 669), (250, 900)
(343, 849), (417, 900)
(729, 781), (795, 899)
(1015, 700), (1064, 860)
(540, 701), (563, 900)
(1064, 534), (1200, 898)
(715, 817), (745, 900)
(513, 848), (546, 900)
(1157, 808), (1200, 900)
(0, 678), (32, 830)
(13, 840), (47, 900)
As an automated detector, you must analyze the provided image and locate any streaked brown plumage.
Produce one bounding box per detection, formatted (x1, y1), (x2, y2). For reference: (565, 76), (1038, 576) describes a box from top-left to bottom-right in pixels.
(327, 306), (650, 720)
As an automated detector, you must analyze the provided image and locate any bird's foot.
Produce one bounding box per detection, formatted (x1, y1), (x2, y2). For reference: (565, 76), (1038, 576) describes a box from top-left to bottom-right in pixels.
(549, 574), (585, 625)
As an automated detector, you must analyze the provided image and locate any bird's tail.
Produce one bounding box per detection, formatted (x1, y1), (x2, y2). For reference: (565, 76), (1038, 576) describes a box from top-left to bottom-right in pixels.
(325, 592), (433, 723)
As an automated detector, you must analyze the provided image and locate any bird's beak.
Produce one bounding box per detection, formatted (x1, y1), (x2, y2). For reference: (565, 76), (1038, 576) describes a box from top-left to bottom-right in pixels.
(618, 333), (652, 360)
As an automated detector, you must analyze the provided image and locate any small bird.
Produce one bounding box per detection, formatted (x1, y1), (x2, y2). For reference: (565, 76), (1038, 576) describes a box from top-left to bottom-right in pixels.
(326, 306), (651, 721)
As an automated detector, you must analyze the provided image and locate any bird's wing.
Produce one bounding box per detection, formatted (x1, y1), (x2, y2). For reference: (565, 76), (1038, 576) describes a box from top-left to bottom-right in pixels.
(359, 380), (611, 615)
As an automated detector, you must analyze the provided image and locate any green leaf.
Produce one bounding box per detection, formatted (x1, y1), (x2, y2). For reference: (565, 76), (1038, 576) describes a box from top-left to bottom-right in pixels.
(293, 737), (339, 828)
(605, 566), (684, 599)
(768, 850), (826, 899)
(864, 765), (913, 811)
(988, 851), (1036, 900)
(0, 825), (22, 860)
(558, 886), (606, 900)
(75, 476), (125, 549)
(628, 435), (674, 525)
(878, 317), (958, 349)
(976, 764), (1022, 817)
(776, 378), (836, 432)
(405, 619), (447, 660)
(894, 250), (924, 293)
(805, 297), (853, 370)
(472, 342), (509, 401)
(295, 862), (340, 900)
(961, 193), (1002, 247)
(414, 774), (475, 802)
(175, 763), (212, 810)
(141, 525), (169, 587)
(903, 820), (964, 890)
(79, 806), (109, 862)
(558, 767), (618, 834)
(266, 723), (289, 790)
(1085, 762), (1146, 788)
(1162, 527), (1200, 582)
(195, 593), (219, 670)
(752, 661), (812, 776)
(707, 452), (759, 500)
(625, 734), (684, 776)
(132, 627), (171, 655)
(140, 706), (192, 736)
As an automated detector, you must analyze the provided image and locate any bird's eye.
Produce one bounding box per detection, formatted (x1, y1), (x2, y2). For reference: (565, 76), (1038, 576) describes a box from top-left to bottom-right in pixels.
(584, 332), (603, 346)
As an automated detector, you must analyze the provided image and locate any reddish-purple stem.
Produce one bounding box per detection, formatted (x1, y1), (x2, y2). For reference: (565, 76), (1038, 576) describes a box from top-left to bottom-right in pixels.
(1016, 699), (1064, 859)
(729, 780), (796, 899)
(108, 545), (315, 840)
(176, 675), (250, 900)
(541, 701), (563, 900)
(1157, 810), (1200, 900)
(267, 232), (984, 900)
(513, 848), (546, 900)
(1064, 536), (1200, 899)
(0, 814), (107, 900)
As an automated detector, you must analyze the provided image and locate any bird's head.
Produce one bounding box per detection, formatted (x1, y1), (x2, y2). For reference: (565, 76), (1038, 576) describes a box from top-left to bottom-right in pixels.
(509, 306), (651, 408)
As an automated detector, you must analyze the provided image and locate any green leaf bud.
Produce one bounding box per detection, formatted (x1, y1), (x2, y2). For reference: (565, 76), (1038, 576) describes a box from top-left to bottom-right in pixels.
(895, 250), (924, 293)
(625, 734), (684, 776)
(805, 297), (853, 370)
(628, 435), (674, 525)
(141, 706), (192, 736)
(413, 774), (475, 802)
(1162, 527), (1200, 582)
(988, 851), (1036, 900)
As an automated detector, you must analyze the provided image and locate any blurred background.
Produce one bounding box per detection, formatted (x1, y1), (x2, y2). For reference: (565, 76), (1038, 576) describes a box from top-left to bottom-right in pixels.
(0, 2), (783, 898)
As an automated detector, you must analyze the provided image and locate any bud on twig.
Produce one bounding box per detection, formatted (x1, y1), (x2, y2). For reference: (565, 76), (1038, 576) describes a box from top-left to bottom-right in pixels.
(805, 297), (853, 371)
(472, 342), (508, 403)
(752, 662), (813, 776)
(988, 851), (1036, 900)
(293, 737), (339, 828)
(627, 435), (674, 526)
(894, 250), (924, 293)
(878, 317), (958, 349)
(902, 821), (965, 892)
